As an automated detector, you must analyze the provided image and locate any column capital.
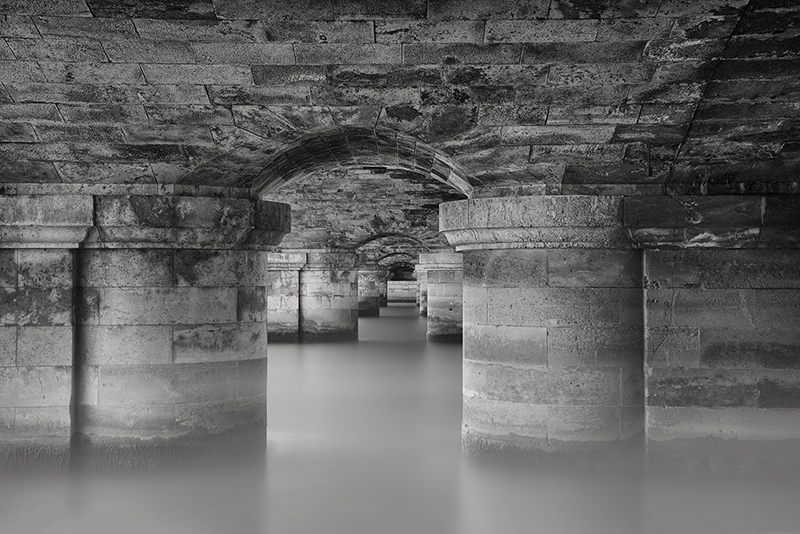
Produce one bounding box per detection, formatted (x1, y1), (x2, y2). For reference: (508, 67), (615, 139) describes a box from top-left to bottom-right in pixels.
(1, 194), (291, 250)
(440, 195), (800, 251)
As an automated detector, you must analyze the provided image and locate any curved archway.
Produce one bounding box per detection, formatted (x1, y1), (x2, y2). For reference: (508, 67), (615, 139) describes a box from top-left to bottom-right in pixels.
(251, 127), (475, 198)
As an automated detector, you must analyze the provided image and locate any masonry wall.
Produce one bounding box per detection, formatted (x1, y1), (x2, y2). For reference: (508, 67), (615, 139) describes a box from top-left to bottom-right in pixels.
(644, 249), (800, 472)
(0, 249), (74, 471)
(388, 280), (416, 302)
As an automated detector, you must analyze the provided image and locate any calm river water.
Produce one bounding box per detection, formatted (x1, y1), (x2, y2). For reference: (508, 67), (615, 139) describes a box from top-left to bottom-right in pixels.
(3, 303), (800, 534)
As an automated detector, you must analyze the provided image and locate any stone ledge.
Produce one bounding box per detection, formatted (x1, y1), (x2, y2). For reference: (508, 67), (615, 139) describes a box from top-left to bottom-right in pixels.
(0, 194), (291, 249)
(440, 195), (800, 250)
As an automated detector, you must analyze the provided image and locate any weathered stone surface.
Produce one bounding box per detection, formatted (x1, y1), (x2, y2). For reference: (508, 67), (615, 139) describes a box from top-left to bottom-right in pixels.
(82, 325), (172, 365)
(99, 287), (237, 325)
(16, 326), (72, 366)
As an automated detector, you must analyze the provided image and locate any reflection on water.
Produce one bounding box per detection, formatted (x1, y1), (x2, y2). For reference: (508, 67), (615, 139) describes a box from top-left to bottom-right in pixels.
(3, 303), (800, 533)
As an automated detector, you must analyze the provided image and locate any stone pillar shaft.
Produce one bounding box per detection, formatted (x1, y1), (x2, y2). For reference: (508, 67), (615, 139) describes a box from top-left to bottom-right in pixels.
(299, 251), (359, 342)
(418, 253), (463, 343)
(357, 266), (384, 317)
(1, 193), (290, 469)
(267, 253), (307, 343)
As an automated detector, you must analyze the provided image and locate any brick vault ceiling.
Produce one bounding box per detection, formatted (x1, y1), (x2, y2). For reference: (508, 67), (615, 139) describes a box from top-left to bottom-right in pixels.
(0, 0), (798, 197)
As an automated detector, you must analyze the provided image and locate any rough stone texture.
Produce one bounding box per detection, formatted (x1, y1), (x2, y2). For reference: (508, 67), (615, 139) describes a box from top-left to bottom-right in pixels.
(645, 249), (800, 473)
(0, 193), (289, 471)
(418, 252), (463, 342)
(298, 252), (359, 342)
(266, 252), (306, 343)
(357, 266), (384, 317)
(461, 247), (644, 468)
(0, 248), (74, 471)
(387, 280), (416, 302)
(0, 1), (794, 197)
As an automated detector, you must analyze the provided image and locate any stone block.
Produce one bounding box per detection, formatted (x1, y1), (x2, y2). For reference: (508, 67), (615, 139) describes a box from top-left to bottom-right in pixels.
(0, 251), (16, 288)
(103, 39), (194, 64)
(646, 288), (755, 330)
(300, 309), (358, 337)
(7, 37), (107, 62)
(404, 44), (522, 64)
(523, 41), (646, 64)
(428, 0), (550, 20)
(597, 18), (675, 41)
(59, 103), (149, 124)
(14, 406), (70, 438)
(79, 404), (176, 436)
(237, 357), (267, 397)
(98, 287), (237, 325)
(16, 326), (72, 367)
(463, 397), (548, 439)
(214, 0), (334, 19)
(0, 15), (40, 38)
(502, 125), (616, 145)
(0, 327), (14, 366)
(485, 20), (598, 43)
(657, 0), (748, 16)
(251, 65), (326, 85)
(145, 105), (233, 125)
(548, 250), (641, 288)
(142, 64), (254, 85)
(34, 15), (137, 40)
(82, 325), (172, 365)
(548, 63), (654, 86)
(0, 61), (46, 83)
(463, 359), (622, 406)
(0, 407), (13, 438)
(207, 85), (311, 105)
(646, 327), (701, 368)
(464, 324), (547, 365)
(0, 288), (72, 326)
(17, 249), (72, 288)
(464, 250), (547, 288)
(549, 327), (643, 368)
(265, 20), (373, 43)
(86, 0), (216, 19)
(134, 19), (266, 42)
(748, 290), (800, 330)
(375, 20), (483, 43)
(295, 44), (401, 64)
(237, 287), (266, 322)
(176, 396), (265, 435)
(0, 103), (62, 122)
(35, 124), (126, 142)
(0, 366), (71, 407)
(173, 323), (265, 363)
(646, 368), (757, 408)
(100, 362), (239, 405)
(81, 249), (173, 288)
(624, 195), (763, 228)
(40, 62), (145, 84)
(487, 287), (627, 327)
(548, 406), (622, 442)
(192, 42), (294, 65)
(699, 328), (800, 370)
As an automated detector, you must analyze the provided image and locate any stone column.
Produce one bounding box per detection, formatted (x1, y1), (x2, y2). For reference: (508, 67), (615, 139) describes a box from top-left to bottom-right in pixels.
(378, 271), (388, 307)
(267, 252), (307, 343)
(358, 266), (384, 317)
(626, 195), (800, 474)
(1, 193), (290, 470)
(440, 196), (644, 468)
(418, 253), (463, 343)
(1, 195), (93, 471)
(299, 251), (359, 342)
(414, 264), (427, 315)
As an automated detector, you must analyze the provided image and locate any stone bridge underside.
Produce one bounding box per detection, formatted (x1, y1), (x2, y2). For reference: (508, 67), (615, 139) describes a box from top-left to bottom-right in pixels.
(1, 0), (800, 472)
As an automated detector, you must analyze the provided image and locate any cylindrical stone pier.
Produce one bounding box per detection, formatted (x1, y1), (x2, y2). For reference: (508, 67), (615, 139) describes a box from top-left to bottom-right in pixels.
(357, 266), (384, 317)
(440, 196), (644, 468)
(299, 251), (359, 342)
(267, 252), (307, 343)
(418, 253), (464, 343)
(1, 193), (290, 470)
(414, 264), (427, 316)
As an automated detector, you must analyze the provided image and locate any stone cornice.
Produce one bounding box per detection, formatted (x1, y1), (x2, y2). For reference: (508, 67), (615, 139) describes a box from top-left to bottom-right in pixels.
(0, 194), (291, 249)
(440, 195), (800, 250)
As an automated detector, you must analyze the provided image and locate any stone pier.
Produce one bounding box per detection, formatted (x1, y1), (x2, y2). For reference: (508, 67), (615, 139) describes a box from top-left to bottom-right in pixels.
(357, 266), (384, 317)
(418, 253), (464, 343)
(0, 193), (290, 470)
(414, 264), (428, 316)
(441, 194), (800, 472)
(267, 253), (307, 343)
(299, 252), (359, 343)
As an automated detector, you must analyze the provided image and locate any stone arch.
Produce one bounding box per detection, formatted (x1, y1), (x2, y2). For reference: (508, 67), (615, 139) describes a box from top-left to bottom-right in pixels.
(251, 127), (475, 198)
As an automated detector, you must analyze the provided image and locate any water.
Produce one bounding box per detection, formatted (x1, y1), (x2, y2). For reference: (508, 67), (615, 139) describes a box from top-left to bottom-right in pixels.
(3, 303), (800, 533)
